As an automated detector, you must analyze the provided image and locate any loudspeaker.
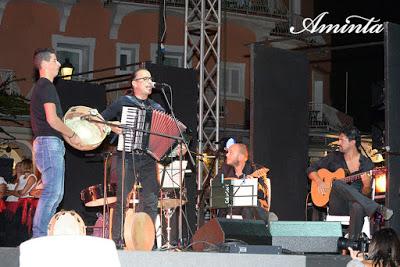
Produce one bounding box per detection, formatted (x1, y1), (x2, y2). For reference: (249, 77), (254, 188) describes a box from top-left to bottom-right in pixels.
(192, 218), (271, 251)
(270, 221), (342, 253)
(384, 22), (400, 233)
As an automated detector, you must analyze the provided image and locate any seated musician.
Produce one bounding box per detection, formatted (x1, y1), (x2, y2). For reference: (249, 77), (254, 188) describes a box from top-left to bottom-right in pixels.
(215, 143), (269, 223)
(307, 126), (393, 240)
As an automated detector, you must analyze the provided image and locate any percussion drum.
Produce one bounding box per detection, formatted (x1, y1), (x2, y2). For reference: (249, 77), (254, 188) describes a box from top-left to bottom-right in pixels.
(123, 210), (155, 251)
(48, 210), (86, 236)
(63, 106), (110, 151)
(80, 183), (117, 207)
(158, 188), (187, 209)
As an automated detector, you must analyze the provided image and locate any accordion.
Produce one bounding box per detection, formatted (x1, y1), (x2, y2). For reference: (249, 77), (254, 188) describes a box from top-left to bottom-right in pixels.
(117, 106), (187, 161)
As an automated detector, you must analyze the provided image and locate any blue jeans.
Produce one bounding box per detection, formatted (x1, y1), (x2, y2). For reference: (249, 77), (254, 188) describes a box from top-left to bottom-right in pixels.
(32, 136), (65, 237)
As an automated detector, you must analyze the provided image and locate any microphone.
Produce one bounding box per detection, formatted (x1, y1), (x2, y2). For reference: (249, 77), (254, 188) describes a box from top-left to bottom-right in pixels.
(151, 81), (169, 89)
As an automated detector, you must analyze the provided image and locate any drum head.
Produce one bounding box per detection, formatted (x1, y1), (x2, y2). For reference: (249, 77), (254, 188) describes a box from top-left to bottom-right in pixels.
(48, 210), (86, 236)
(158, 199), (187, 209)
(80, 184), (117, 207)
(158, 189), (187, 209)
(63, 106), (109, 151)
(124, 211), (154, 251)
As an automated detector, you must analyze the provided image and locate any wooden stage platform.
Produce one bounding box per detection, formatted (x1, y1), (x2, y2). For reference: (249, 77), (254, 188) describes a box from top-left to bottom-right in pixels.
(0, 246), (351, 267)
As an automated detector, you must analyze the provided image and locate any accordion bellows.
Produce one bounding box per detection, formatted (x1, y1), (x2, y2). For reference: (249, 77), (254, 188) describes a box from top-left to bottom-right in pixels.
(118, 106), (186, 161)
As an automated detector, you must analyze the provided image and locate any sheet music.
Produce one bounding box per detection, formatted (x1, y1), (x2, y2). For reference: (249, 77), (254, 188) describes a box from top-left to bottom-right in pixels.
(158, 160), (188, 188)
(230, 179), (258, 207)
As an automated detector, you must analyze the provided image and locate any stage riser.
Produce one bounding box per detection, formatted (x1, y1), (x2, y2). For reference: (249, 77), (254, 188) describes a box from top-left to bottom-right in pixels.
(0, 247), (19, 267)
(117, 251), (305, 267)
(0, 247), (354, 267)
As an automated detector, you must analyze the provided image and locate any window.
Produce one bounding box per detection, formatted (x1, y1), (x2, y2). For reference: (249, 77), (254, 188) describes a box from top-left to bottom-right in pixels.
(220, 62), (245, 101)
(116, 43), (140, 75)
(52, 35), (96, 80)
(150, 44), (184, 67)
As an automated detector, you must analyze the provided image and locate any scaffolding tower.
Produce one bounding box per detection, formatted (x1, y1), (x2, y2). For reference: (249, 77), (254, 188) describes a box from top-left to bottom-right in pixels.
(184, 0), (221, 228)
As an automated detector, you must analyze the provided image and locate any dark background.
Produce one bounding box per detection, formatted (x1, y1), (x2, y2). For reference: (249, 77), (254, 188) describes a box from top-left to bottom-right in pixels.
(314, 0), (399, 134)
(252, 46), (309, 220)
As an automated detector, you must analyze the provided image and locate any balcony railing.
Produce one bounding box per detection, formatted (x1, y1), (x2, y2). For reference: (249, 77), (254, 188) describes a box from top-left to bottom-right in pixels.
(106, 0), (289, 18)
(309, 102), (353, 131)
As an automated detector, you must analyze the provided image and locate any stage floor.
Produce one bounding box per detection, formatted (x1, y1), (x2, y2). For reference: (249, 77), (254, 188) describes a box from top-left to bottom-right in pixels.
(0, 247), (351, 267)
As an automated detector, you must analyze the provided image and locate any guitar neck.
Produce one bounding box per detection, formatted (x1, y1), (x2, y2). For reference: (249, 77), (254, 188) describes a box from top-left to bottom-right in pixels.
(343, 170), (371, 183)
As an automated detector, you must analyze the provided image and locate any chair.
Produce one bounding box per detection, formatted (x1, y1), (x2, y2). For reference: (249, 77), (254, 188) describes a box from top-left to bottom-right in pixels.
(325, 179), (375, 238)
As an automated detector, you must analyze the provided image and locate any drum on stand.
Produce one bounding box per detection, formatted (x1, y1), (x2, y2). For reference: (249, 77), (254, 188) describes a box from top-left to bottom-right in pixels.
(158, 188), (187, 210)
(48, 210), (86, 236)
(80, 183), (117, 207)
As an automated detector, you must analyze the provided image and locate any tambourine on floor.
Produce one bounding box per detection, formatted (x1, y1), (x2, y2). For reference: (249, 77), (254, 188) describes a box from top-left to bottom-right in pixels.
(48, 210), (86, 236)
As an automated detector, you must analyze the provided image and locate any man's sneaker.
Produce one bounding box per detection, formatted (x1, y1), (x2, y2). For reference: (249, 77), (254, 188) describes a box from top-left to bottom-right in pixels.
(373, 205), (393, 225)
(380, 205), (394, 221)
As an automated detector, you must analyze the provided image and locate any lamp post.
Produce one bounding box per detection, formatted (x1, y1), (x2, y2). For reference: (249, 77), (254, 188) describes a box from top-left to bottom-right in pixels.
(60, 58), (74, 80)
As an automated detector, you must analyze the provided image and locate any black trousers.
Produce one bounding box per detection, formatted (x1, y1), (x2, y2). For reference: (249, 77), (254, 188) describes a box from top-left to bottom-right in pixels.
(112, 152), (159, 245)
(329, 180), (379, 239)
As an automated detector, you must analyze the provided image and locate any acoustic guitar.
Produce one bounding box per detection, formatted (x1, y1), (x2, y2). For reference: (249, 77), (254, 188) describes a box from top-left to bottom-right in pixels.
(311, 167), (386, 207)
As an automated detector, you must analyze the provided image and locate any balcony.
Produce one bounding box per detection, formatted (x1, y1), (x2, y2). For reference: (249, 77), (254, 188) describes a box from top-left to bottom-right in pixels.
(106, 0), (289, 18)
(308, 102), (353, 131)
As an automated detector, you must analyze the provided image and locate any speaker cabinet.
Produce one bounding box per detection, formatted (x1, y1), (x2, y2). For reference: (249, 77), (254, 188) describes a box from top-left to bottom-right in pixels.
(192, 218), (271, 251)
(270, 221), (342, 253)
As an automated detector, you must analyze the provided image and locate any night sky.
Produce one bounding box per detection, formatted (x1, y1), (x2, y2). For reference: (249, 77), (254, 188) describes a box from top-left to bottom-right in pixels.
(314, 0), (400, 132)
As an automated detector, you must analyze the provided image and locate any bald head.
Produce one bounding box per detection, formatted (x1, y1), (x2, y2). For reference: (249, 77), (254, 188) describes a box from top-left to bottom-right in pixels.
(226, 143), (248, 167)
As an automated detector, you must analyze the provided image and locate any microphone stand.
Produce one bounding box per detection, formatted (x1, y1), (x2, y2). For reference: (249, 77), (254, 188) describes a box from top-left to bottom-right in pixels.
(102, 151), (113, 238)
(160, 85), (195, 247)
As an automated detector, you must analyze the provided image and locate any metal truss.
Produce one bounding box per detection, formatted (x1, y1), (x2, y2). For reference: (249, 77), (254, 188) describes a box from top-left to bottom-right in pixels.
(184, 0), (221, 227)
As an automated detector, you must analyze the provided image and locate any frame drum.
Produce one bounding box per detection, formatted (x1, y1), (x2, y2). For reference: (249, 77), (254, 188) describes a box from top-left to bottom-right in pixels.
(63, 106), (110, 151)
(123, 210), (155, 251)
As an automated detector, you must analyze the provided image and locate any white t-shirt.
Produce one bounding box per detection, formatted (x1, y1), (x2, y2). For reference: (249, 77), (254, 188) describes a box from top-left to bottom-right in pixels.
(6, 174), (37, 202)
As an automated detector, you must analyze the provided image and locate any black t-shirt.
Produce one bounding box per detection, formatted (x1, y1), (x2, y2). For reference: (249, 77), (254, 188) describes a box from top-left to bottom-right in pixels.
(30, 78), (63, 139)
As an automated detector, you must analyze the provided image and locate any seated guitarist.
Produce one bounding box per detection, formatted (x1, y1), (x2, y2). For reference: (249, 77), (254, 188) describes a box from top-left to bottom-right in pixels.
(307, 126), (393, 240)
(215, 143), (269, 223)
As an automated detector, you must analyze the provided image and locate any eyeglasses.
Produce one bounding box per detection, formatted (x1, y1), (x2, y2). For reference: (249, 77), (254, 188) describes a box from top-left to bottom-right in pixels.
(134, 76), (153, 82)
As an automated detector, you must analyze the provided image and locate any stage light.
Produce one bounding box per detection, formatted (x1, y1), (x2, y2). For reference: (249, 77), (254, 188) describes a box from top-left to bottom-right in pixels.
(375, 173), (386, 193)
(60, 58), (74, 80)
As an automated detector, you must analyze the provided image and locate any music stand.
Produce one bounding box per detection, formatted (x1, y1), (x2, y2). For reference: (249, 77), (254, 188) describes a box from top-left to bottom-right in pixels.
(210, 179), (258, 212)
(157, 160), (188, 248)
(160, 160), (188, 189)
